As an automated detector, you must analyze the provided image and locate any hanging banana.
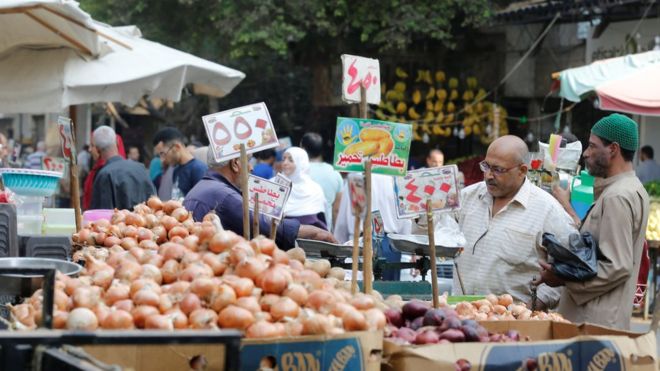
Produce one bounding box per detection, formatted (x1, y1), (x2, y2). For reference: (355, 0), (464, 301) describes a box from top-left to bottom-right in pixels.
(448, 77), (459, 89)
(412, 90), (422, 105)
(435, 70), (446, 83)
(396, 101), (407, 114)
(394, 81), (406, 93)
(436, 89), (447, 101)
(424, 111), (435, 123)
(425, 87), (436, 100)
(434, 101), (443, 113)
(449, 89), (459, 101)
(446, 102), (456, 113)
(395, 67), (408, 79)
(408, 107), (421, 120)
(375, 109), (387, 120)
(425, 100), (434, 113)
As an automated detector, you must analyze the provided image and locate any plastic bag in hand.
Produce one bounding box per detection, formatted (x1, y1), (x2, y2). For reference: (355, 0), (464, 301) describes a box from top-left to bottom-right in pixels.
(542, 232), (598, 281)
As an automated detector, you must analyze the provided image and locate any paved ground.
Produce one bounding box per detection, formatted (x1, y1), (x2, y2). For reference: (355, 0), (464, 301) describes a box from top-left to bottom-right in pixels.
(630, 318), (658, 355)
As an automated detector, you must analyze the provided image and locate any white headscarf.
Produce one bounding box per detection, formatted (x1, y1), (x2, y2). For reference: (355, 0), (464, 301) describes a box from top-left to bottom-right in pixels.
(281, 147), (326, 217)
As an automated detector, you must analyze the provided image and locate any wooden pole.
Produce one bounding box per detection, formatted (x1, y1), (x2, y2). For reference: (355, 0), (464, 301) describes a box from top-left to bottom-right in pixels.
(253, 193), (260, 239)
(363, 160), (373, 294)
(351, 209), (361, 295)
(67, 107), (82, 231)
(270, 219), (278, 241)
(359, 84), (373, 294)
(426, 199), (439, 308)
(240, 144), (250, 240)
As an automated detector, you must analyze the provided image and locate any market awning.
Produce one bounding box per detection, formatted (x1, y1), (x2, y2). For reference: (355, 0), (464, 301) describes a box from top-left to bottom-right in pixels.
(555, 50), (660, 116)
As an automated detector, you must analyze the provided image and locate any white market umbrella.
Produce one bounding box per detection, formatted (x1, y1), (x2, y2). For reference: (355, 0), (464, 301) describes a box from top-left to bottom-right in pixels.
(556, 51), (660, 116)
(0, 0), (115, 58)
(0, 24), (246, 114)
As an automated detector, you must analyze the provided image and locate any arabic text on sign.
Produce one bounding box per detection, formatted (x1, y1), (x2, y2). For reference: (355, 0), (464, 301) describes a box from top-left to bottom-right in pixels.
(346, 59), (378, 95)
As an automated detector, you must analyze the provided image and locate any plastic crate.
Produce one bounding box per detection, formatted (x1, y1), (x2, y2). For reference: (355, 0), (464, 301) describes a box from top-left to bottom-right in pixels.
(0, 204), (18, 257)
(43, 208), (75, 236)
(17, 215), (43, 236)
(24, 236), (71, 261)
(14, 195), (44, 216)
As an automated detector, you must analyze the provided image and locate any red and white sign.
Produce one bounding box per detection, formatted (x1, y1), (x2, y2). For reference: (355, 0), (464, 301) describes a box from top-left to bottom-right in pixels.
(42, 156), (67, 174)
(394, 165), (461, 218)
(202, 102), (279, 163)
(57, 116), (76, 163)
(341, 54), (381, 105)
(248, 175), (291, 220)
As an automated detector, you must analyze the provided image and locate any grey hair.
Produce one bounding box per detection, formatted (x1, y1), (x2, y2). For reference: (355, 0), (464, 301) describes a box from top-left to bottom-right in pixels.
(92, 126), (117, 152)
(206, 147), (231, 168)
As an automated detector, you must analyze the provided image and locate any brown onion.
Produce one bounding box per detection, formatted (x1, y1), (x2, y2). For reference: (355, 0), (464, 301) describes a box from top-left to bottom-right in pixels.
(209, 230), (240, 254)
(283, 283), (308, 306)
(136, 227), (154, 242)
(180, 293), (202, 315)
(103, 235), (122, 248)
(67, 307), (98, 330)
(133, 289), (161, 307)
(342, 308), (367, 331)
(257, 264), (289, 295)
(224, 276), (254, 297)
(179, 262), (213, 282)
(130, 279), (161, 297)
(182, 235), (200, 251)
(115, 259), (143, 282)
(270, 297), (300, 321)
(189, 309), (218, 329)
(104, 283), (130, 306)
(101, 309), (134, 329)
(131, 305), (160, 328)
(53, 310), (68, 329)
(147, 196), (163, 211)
(217, 305), (255, 330)
(236, 296), (261, 314)
(160, 215), (178, 231)
(144, 314), (174, 330)
(112, 299), (134, 313)
(166, 307), (189, 329)
(202, 253), (227, 276)
(250, 236), (276, 256)
(160, 260), (180, 284)
(235, 257), (267, 281)
(209, 284), (237, 312)
(152, 225), (168, 244)
(190, 277), (216, 300)
(168, 225), (189, 240)
(246, 321), (279, 339)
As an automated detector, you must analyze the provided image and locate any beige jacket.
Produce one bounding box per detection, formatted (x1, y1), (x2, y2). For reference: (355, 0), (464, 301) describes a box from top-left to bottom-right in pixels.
(558, 171), (649, 330)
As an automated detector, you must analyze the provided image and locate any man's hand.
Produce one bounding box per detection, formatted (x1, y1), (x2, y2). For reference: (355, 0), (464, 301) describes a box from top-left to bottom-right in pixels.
(298, 225), (338, 244)
(551, 184), (571, 208)
(526, 297), (548, 311)
(533, 261), (565, 287)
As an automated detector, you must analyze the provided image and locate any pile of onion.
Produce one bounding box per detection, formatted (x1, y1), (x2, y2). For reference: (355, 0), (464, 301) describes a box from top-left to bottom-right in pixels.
(19, 196), (387, 338)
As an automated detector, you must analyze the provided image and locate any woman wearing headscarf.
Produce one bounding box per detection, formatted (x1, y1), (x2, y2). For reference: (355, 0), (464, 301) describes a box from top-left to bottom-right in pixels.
(83, 134), (126, 210)
(278, 147), (328, 230)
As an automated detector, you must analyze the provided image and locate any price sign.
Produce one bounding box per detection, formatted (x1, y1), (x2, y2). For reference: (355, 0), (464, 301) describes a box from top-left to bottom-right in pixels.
(248, 175), (291, 220)
(202, 102), (279, 163)
(333, 117), (412, 176)
(372, 210), (385, 238)
(347, 173), (367, 217)
(42, 156), (67, 174)
(57, 116), (76, 163)
(341, 54), (381, 105)
(394, 165), (461, 218)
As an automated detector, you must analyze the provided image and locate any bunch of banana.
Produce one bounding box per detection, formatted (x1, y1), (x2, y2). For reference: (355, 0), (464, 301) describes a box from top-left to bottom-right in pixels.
(446, 101), (456, 113)
(423, 111), (435, 123)
(382, 101), (397, 115)
(375, 109), (387, 120)
(412, 122), (422, 141)
(395, 67), (408, 79)
(646, 202), (660, 241)
(476, 88), (487, 101)
(434, 101), (443, 113)
(385, 90), (404, 102)
(432, 123), (444, 135)
(448, 77), (459, 89)
(415, 70), (433, 85)
(421, 123), (432, 134)
(462, 90), (474, 101)
(436, 89), (447, 101)
(394, 81), (406, 93)
(435, 70), (446, 83)
(449, 89), (459, 101)
(412, 89), (422, 105)
(408, 106), (421, 120)
(444, 113), (455, 124)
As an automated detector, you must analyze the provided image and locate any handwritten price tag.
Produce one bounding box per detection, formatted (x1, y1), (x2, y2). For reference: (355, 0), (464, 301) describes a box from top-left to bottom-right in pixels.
(394, 165), (461, 218)
(42, 156), (67, 174)
(202, 102), (279, 163)
(341, 54), (381, 105)
(333, 117), (412, 176)
(57, 116), (76, 163)
(248, 175), (291, 220)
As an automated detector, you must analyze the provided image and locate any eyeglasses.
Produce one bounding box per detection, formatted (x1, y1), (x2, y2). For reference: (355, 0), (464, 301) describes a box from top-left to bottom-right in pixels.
(479, 160), (520, 176)
(158, 145), (175, 157)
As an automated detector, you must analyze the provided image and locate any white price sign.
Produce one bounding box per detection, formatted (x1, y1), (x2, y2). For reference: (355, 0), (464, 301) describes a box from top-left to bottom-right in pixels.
(341, 54), (381, 105)
(202, 102), (279, 163)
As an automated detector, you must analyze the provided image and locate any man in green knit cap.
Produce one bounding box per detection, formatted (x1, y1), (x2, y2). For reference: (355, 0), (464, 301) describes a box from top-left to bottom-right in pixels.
(537, 113), (649, 330)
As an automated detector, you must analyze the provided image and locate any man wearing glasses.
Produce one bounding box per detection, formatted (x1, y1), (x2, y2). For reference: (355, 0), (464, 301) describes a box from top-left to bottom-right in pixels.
(454, 135), (577, 310)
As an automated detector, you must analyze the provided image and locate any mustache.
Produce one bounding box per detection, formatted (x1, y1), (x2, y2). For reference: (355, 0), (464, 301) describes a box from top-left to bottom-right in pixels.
(486, 180), (498, 187)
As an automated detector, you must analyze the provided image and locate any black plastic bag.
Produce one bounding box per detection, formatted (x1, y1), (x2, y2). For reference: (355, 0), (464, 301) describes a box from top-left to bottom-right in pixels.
(541, 232), (599, 282)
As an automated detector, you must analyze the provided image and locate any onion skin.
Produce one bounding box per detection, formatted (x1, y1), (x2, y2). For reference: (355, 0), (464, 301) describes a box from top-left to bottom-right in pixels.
(67, 308), (98, 330)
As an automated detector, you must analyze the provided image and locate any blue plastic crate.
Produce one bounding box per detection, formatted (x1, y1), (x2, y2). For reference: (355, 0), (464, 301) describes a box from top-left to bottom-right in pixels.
(0, 168), (62, 197)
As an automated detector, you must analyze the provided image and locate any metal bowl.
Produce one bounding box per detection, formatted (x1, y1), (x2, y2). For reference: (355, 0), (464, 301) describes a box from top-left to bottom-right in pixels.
(0, 258), (82, 297)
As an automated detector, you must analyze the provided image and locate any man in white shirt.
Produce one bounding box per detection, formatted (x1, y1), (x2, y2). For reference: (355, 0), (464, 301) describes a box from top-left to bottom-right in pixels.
(636, 145), (660, 184)
(454, 135), (577, 309)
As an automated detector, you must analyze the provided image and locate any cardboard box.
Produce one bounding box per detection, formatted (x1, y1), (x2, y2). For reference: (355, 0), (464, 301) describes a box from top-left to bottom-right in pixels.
(240, 330), (383, 371)
(382, 321), (657, 371)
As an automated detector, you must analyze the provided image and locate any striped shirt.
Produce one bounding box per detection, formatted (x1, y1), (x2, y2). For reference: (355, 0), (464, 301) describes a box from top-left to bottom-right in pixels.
(454, 178), (577, 307)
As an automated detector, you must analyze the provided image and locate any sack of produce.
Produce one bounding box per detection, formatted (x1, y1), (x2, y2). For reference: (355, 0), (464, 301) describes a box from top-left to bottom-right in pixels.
(541, 232), (598, 281)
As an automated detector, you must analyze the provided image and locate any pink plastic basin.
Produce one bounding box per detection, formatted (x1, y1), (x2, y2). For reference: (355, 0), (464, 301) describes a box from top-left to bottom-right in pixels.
(82, 209), (114, 226)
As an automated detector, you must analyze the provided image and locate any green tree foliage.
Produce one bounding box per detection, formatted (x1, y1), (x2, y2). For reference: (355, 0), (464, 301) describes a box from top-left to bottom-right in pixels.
(81, 0), (493, 136)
